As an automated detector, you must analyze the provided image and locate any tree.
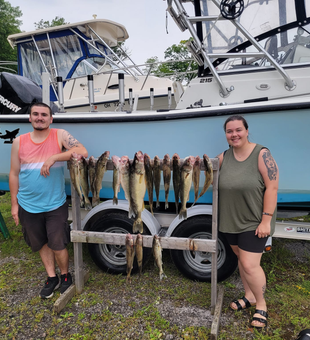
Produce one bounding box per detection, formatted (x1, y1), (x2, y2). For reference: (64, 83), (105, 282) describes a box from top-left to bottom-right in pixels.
(145, 39), (198, 83)
(34, 16), (68, 30)
(0, 0), (22, 73)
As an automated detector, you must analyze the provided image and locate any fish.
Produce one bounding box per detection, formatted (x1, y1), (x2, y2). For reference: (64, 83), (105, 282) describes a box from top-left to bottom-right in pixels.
(112, 155), (122, 205)
(153, 155), (161, 208)
(192, 156), (201, 204)
(197, 154), (213, 201)
(179, 156), (195, 220)
(88, 156), (97, 201)
(172, 153), (181, 214)
(68, 152), (84, 208)
(92, 151), (110, 207)
(144, 153), (154, 215)
(162, 154), (171, 210)
(135, 233), (143, 277)
(126, 234), (135, 283)
(152, 235), (167, 281)
(119, 155), (131, 216)
(79, 156), (92, 210)
(130, 151), (146, 233)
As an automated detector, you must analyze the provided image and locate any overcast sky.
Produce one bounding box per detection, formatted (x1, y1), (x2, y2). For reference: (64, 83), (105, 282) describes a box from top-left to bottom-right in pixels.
(8, 0), (194, 65)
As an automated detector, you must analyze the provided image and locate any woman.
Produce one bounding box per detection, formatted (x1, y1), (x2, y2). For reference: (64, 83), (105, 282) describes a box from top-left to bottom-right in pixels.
(218, 115), (279, 329)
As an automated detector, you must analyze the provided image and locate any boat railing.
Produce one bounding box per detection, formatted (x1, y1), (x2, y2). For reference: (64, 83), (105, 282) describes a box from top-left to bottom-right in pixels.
(0, 61), (18, 73)
(167, 0), (296, 96)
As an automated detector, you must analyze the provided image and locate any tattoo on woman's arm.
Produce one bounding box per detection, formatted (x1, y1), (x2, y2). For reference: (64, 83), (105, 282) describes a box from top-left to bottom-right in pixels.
(262, 150), (278, 181)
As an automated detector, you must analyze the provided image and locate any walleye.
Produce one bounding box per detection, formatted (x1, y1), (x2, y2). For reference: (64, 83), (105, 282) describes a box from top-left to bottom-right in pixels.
(130, 151), (146, 233)
(179, 156), (195, 220)
(135, 233), (143, 277)
(152, 235), (167, 281)
(153, 155), (161, 208)
(68, 152), (84, 208)
(197, 154), (213, 201)
(119, 155), (131, 216)
(192, 156), (201, 204)
(112, 155), (122, 205)
(162, 154), (171, 210)
(144, 153), (154, 215)
(88, 156), (97, 201)
(79, 156), (92, 210)
(126, 234), (135, 283)
(172, 153), (181, 214)
(92, 151), (110, 207)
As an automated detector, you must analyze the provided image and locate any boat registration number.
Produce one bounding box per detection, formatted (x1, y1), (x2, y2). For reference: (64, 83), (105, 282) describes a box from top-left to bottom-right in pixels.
(297, 227), (310, 233)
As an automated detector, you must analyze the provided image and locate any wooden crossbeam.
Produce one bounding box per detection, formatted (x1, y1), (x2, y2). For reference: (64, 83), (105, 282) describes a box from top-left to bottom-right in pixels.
(71, 230), (217, 252)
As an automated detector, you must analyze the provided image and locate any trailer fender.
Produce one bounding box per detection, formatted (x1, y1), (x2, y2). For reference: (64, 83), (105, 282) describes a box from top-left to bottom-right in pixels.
(165, 205), (213, 237)
(81, 199), (161, 235)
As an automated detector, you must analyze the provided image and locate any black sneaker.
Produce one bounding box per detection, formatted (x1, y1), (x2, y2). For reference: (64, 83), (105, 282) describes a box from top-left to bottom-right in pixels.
(40, 275), (60, 299)
(60, 273), (72, 294)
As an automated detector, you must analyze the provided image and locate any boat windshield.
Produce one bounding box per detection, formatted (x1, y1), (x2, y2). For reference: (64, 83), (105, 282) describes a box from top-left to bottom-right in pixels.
(18, 32), (111, 85)
(194, 0), (310, 71)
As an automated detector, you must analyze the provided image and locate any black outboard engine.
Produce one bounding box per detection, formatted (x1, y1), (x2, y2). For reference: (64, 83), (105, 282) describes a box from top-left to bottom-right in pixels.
(0, 72), (58, 114)
(296, 329), (310, 340)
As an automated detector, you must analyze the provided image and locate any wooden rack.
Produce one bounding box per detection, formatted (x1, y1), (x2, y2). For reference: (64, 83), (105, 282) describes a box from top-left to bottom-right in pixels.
(55, 157), (223, 339)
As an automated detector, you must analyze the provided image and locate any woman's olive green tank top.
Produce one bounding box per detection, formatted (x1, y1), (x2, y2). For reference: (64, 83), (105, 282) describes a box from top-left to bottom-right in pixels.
(218, 144), (276, 235)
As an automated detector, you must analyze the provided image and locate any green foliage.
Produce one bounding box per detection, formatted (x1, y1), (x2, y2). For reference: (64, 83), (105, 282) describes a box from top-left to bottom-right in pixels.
(145, 39), (198, 82)
(0, 0), (22, 72)
(34, 16), (68, 30)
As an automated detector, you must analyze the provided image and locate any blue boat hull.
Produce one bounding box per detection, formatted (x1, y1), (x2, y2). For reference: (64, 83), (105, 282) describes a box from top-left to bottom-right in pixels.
(1, 103), (309, 207)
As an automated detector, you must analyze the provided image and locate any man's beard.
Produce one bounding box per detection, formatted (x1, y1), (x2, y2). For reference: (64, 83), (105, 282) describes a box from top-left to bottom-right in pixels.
(33, 126), (48, 131)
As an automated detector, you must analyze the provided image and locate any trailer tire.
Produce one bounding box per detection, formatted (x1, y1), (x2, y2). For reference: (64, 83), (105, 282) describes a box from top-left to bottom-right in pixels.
(170, 215), (237, 282)
(87, 211), (152, 275)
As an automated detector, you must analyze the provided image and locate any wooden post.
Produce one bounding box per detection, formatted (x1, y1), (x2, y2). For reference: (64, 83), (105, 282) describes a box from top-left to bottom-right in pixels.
(211, 157), (219, 313)
(71, 186), (84, 294)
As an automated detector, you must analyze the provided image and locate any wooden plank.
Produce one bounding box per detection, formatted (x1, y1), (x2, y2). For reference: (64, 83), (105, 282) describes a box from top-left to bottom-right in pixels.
(210, 286), (225, 340)
(53, 271), (90, 314)
(211, 158), (219, 309)
(70, 231), (217, 252)
(71, 187), (84, 294)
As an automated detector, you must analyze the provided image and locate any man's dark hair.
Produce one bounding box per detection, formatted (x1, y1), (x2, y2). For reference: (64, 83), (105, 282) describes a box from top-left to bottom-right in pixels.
(29, 102), (52, 117)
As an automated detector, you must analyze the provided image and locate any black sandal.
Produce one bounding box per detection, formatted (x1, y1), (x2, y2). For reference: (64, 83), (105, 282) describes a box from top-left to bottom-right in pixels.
(251, 309), (268, 329)
(230, 296), (255, 311)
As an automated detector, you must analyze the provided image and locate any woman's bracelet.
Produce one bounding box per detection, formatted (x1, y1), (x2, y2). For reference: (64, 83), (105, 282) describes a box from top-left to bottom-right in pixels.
(262, 212), (273, 217)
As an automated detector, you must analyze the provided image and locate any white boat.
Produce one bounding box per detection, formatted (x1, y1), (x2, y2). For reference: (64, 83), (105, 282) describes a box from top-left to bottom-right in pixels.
(0, 0), (309, 208)
(6, 19), (176, 112)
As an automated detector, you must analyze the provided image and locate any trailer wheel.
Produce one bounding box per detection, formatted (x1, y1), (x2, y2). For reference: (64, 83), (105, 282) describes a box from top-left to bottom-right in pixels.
(87, 211), (152, 274)
(170, 215), (237, 282)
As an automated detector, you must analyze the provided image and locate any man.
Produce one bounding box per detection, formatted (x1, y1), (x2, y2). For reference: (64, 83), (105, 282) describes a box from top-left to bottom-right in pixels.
(9, 102), (88, 299)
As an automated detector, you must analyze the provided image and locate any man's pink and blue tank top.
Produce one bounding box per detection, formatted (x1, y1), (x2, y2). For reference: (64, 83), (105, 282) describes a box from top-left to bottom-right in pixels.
(17, 128), (66, 213)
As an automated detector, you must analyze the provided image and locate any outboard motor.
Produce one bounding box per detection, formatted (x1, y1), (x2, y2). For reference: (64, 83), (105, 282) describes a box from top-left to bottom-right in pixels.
(0, 72), (58, 114)
(296, 329), (310, 340)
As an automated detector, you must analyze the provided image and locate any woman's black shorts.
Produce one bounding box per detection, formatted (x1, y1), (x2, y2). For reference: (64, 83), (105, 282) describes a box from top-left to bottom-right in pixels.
(223, 230), (268, 253)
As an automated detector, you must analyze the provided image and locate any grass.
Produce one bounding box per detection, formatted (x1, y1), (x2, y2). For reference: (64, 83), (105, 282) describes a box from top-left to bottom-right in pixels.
(1, 192), (310, 339)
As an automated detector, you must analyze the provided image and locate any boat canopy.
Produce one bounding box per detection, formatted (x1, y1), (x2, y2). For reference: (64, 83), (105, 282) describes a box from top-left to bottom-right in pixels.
(6, 19), (131, 100)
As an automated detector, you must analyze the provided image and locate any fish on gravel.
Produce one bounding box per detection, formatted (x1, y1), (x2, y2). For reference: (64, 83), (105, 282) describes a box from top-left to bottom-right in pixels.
(112, 155), (122, 205)
(172, 153), (181, 214)
(119, 155), (131, 216)
(152, 235), (167, 281)
(196, 154), (213, 201)
(92, 151), (110, 207)
(144, 153), (154, 215)
(179, 156), (195, 220)
(126, 234), (135, 283)
(153, 155), (161, 208)
(130, 151), (146, 233)
(79, 156), (92, 210)
(135, 233), (143, 277)
(162, 154), (171, 210)
(88, 156), (97, 200)
(68, 152), (84, 208)
(192, 156), (201, 204)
